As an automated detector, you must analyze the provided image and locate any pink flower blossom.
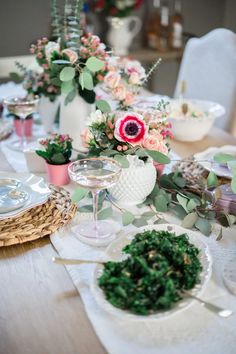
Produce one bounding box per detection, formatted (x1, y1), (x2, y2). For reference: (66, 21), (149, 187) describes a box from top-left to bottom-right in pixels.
(62, 49), (78, 64)
(114, 113), (147, 146)
(104, 71), (121, 89)
(142, 134), (168, 155)
(123, 92), (135, 107)
(80, 128), (92, 147)
(129, 72), (141, 85)
(113, 85), (126, 101)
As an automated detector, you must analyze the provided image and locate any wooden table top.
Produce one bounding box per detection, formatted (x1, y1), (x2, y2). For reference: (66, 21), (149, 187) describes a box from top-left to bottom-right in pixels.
(1, 127), (236, 354)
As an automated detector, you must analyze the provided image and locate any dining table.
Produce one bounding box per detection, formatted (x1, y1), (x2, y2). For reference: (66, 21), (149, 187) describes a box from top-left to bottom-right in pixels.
(0, 125), (236, 354)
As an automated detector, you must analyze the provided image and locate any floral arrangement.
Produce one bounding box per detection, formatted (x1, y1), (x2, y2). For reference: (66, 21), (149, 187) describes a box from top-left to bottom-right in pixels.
(36, 133), (73, 165)
(95, 0), (144, 18)
(25, 33), (109, 106)
(102, 57), (146, 110)
(81, 101), (171, 166)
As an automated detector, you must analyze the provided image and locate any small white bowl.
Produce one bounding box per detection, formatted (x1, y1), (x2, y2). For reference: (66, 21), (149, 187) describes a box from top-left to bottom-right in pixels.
(167, 99), (225, 142)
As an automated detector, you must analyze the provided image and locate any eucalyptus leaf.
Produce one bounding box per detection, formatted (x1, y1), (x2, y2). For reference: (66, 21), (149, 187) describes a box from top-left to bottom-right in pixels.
(228, 160), (236, 176)
(100, 149), (118, 157)
(182, 212), (198, 229)
(216, 227), (223, 241)
(226, 214), (236, 226)
(79, 71), (93, 90)
(150, 184), (160, 198)
(132, 218), (148, 228)
(86, 57), (104, 72)
(114, 155), (129, 168)
(195, 218), (212, 236)
(60, 67), (75, 82)
(96, 99), (112, 113)
(122, 211), (135, 226)
(141, 211), (156, 219)
(231, 176), (236, 193)
(187, 198), (199, 212)
(145, 150), (170, 164)
(160, 174), (179, 190)
(53, 59), (71, 65)
(176, 194), (189, 213)
(214, 153), (235, 164)
(61, 80), (74, 94)
(65, 89), (77, 105)
(154, 195), (168, 212)
(172, 205), (187, 219)
(98, 207), (113, 220)
(173, 176), (186, 188)
(207, 171), (218, 188)
(78, 205), (93, 213)
(72, 187), (88, 203)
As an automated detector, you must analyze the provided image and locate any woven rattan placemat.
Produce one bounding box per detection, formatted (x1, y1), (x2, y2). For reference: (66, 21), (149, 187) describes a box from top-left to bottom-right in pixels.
(0, 185), (77, 247)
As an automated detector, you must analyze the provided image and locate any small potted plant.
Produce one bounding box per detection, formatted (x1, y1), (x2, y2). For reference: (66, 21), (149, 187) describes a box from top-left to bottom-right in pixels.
(36, 134), (73, 186)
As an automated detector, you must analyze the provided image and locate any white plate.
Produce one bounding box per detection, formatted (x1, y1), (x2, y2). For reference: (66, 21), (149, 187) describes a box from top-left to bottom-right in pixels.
(0, 172), (50, 219)
(0, 178), (29, 213)
(91, 224), (212, 321)
(194, 145), (236, 179)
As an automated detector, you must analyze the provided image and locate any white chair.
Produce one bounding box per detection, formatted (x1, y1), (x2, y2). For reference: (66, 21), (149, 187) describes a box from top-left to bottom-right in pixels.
(0, 55), (40, 79)
(174, 28), (236, 132)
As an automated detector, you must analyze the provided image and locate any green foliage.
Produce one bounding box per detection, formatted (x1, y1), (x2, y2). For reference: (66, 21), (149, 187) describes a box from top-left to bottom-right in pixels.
(145, 149), (170, 164)
(96, 99), (112, 113)
(60, 67), (75, 82)
(214, 153), (235, 164)
(86, 57), (104, 72)
(207, 171), (218, 188)
(72, 187), (88, 203)
(113, 155), (129, 168)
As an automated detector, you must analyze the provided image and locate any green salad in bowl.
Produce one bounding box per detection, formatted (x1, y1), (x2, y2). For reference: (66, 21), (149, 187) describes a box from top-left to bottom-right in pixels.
(92, 225), (212, 320)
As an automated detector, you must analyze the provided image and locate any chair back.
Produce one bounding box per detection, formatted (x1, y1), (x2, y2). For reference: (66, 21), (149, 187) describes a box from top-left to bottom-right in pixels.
(174, 28), (236, 132)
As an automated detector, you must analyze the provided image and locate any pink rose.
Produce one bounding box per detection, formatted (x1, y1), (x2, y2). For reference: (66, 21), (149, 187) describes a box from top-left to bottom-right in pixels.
(129, 72), (141, 85)
(123, 92), (135, 107)
(62, 49), (78, 64)
(112, 85), (126, 101)
(80, 128), (92, 148)
(142, 134), (168, 155)
(104, 71), (121, 89)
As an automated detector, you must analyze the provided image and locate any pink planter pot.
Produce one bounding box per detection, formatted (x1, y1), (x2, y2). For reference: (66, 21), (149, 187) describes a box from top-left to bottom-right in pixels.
(14, 118), (33, 137)
(153, 162), (165, 177)
(46, 162), (70, 186)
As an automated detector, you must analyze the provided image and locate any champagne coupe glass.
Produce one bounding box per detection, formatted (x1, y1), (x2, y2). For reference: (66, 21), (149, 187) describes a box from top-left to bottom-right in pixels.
(3, 95), (39, 151)
(69, 157), (122, 243)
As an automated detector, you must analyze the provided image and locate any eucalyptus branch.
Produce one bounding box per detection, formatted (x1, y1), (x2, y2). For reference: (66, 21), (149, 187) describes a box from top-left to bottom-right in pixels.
(51, 0), (61, 38)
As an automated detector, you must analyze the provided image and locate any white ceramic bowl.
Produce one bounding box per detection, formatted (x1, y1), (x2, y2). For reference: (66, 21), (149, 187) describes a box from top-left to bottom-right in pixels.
(167, 99), (225, 142)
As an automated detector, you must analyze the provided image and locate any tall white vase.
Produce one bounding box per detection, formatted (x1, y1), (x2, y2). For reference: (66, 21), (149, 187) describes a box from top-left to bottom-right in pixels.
(38, 96), (60, 134)
(59, 95), (95, 151)
(107, 16), (142, 56)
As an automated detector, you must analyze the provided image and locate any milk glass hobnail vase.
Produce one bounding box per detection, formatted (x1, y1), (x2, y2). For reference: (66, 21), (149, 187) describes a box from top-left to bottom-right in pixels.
(109, 155), (157, 207)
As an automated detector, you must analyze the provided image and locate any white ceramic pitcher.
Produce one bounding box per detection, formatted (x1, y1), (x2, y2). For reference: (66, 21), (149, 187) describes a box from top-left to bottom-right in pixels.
(107, 16), (142, 56)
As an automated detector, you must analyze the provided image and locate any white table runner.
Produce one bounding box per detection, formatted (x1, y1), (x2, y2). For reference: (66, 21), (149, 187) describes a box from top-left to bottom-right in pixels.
(50, 214), (236, 354)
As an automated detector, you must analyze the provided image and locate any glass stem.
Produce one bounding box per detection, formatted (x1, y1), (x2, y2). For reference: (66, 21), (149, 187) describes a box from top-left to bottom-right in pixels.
(20, 116), (25, 148)
(92, 190), (100, 235)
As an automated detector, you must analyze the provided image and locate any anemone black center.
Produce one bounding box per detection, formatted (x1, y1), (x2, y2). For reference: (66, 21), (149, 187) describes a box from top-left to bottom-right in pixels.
(124, 122), (139, 136)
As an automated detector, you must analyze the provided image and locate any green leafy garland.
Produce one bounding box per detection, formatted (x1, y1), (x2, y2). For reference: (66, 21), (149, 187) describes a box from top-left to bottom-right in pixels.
(72, 164), (236, 238)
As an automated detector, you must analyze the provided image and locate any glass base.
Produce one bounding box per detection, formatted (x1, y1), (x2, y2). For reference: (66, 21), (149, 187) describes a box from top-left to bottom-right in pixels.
(7, 137), (36, 152)
(72, 221), (116, 247)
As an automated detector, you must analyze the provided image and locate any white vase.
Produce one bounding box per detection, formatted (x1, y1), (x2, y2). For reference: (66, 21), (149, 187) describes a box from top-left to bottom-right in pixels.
(107, 16), (142, 56)
(59, 95), (95, 151)
(38, 96), (60, 134)
(109, 155), (157, 207)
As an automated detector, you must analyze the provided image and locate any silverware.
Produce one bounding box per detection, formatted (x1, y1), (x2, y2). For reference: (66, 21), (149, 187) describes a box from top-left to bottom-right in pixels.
(52, 256), (106, 265)
(183, 291), (233, 317)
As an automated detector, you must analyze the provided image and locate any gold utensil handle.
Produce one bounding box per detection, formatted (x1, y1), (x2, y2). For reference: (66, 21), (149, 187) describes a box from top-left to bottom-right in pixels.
(52, 256), (105, 265)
